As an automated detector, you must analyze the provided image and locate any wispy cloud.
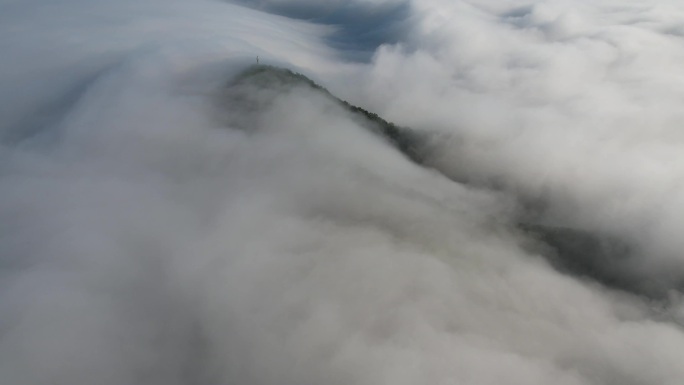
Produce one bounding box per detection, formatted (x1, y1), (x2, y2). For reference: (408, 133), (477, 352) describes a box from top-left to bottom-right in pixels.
(3, 0), (684, 384)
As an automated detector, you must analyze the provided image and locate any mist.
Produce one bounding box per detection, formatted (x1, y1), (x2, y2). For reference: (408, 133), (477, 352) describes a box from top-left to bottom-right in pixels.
(3, 0), (684, 384)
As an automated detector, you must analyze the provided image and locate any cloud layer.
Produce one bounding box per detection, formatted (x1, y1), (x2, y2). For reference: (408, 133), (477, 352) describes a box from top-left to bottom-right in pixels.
(2, 0), (684, 384)
(350, 0), (684, 297)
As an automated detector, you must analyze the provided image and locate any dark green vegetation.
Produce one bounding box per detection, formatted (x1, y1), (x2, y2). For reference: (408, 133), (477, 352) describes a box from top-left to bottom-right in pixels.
(226, 65), (672, 301)
(229, 65), (426, 163)
(521, 224), (645, 295)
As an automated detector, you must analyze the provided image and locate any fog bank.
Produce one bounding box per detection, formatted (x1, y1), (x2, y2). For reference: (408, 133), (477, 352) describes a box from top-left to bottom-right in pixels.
(3, 0), (684, 384)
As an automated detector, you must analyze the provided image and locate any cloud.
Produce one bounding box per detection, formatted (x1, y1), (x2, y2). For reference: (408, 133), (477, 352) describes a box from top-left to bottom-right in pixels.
(0, 0), (339, 141)
(351, 0), (684, 297)
(2, 0), (684, 384)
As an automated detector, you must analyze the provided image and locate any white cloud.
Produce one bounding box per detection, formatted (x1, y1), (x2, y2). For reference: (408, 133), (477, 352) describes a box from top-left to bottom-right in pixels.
(2, 0), (684, 384)
(354, 0), (684, 293)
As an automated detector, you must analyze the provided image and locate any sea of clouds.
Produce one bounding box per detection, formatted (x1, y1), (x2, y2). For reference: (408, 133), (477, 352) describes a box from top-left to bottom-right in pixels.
(3, 0), (684, 384)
